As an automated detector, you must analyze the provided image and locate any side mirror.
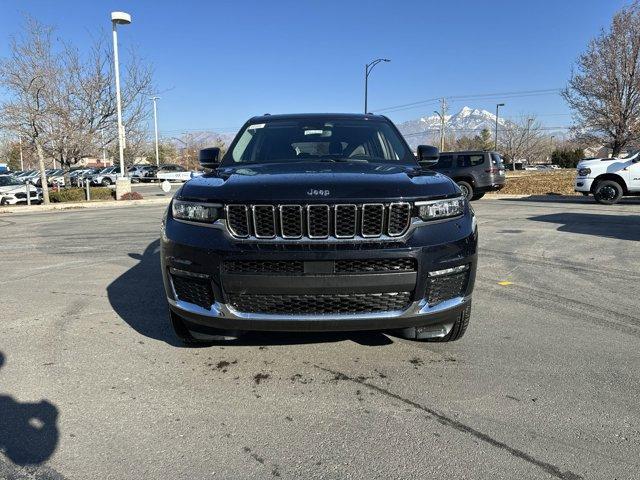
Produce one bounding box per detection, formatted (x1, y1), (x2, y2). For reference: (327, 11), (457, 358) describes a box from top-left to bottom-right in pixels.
(417, 145), (439, 167)
(199, 147), (221, 168)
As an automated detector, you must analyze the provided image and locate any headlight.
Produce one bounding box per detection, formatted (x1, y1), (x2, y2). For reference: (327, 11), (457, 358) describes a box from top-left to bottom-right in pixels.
(172, 200), (221, 223)
(577, 167), (591, 176)
(415, 197), (465, 221)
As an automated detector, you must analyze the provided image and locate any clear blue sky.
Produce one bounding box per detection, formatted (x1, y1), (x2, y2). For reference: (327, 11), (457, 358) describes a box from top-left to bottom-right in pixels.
(0, 0), (627, 135)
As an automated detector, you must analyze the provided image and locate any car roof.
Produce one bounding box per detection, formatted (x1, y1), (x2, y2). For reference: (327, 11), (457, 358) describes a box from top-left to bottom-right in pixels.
(247, 113), (389, 123)
(439, 150), (496, 154)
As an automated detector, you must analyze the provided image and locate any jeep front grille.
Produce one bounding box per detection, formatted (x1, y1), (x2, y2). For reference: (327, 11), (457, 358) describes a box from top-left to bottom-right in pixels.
(224, 203), (411, 240)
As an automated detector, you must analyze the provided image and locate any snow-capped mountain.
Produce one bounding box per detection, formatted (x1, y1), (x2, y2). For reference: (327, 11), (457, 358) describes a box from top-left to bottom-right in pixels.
(396, 106), (508, 149)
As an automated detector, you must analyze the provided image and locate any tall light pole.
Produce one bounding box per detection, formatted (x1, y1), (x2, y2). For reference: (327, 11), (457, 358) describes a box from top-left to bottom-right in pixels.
(151, 96), (160, 166)
(495, 103), (505, 151)
(364, 58), (390, 113)
(111, 11), (131, 186)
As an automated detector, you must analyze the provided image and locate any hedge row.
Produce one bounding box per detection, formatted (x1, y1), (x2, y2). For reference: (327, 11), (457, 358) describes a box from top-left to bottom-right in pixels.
(49, 188), (114, 203)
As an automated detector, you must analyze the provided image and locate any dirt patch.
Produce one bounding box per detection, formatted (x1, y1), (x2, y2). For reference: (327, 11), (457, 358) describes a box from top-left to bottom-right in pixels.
(499, 171), (578, 195)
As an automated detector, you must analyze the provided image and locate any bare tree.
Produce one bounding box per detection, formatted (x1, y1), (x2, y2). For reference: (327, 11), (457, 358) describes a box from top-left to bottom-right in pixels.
(46, 36), (153, 168)
(501, 116), (548, 168)
(562, 2), (640, 156)
(0, 19), (59, 203)
(0, 17), (154, 200)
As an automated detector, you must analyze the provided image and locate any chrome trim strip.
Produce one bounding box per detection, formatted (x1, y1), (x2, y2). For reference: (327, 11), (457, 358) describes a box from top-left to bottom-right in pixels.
(279, 204), (303, 239)
(387, 202), (411, 237)
(334, 204), (357, 238)
(252, 205), (277, 239)
(225, 205), (250, 238)
(361, 203), (385, 238)
(306, 204), (330, 239)
(168, 294), (471, 322)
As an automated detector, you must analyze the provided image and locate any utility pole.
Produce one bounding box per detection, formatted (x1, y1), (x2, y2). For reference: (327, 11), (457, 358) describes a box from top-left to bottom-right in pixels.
(151, 96), (160, 167)
(438, 98), (447, 151)
(18, 135), (24, 171)
(494, 103), (505, 151)
(521, 117), (534, 171)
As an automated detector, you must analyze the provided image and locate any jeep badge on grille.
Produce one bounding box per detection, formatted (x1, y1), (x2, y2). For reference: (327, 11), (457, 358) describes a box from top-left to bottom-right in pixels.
(307, 189), (330, 196)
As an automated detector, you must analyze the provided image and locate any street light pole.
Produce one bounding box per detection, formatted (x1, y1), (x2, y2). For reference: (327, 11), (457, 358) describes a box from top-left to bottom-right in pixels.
(495, 103), (505, 151)
(111, 12), (131, 179)
(151, 96), (160, 167)
(364, 58), (390, 113)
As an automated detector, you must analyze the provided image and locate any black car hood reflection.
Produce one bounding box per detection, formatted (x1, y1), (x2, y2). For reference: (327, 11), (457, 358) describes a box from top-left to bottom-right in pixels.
(178, 161), (458, 203)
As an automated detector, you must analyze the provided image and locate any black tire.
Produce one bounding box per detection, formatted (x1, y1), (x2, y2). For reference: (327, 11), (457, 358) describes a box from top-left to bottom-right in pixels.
(0, 197), (7, 206)
(471, 192), (485, 201)
(101, 178), (112, 187)
(399, 303), (471, 342)
(169, 309), (242, 344)
(593, 180), (623, 205)
(456, 180), (474, 201)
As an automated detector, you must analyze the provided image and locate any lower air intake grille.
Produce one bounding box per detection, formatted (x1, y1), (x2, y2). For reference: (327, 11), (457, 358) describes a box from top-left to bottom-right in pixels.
(426, 271), (469, 306)
(228, 292), (412, 315)
(334, 258), (416, 274)
(222, 260), (304, 274)
(172, 275), (214, 309)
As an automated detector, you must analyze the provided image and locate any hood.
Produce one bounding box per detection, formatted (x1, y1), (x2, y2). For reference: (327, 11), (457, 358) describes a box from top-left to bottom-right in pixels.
(0, 184), (26, 194)
(178, 161), (458, 203)
(578, 155), (637, 170)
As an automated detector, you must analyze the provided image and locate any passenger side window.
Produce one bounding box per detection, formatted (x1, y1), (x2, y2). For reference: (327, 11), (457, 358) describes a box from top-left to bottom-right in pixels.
(457, 154), (485, 168)
(436, 155), (453, 169)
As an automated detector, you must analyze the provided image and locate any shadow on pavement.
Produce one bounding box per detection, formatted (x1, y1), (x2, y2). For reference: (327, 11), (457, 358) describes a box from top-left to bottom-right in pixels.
(491, 194), (640, 205)
(108, 240), (396, 347)
(529, 212), (640, 241)
(0, 352), (60, 466)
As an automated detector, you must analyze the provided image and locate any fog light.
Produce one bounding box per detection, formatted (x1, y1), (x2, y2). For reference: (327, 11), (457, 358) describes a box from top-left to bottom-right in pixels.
(428, 264), (469, 277)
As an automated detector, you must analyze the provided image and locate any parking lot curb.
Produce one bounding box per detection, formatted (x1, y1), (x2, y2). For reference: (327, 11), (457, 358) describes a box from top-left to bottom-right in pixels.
(0, 196), (172, 214)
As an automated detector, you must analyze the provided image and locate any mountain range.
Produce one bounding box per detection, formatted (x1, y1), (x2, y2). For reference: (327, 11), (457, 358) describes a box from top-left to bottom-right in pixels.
(396, 106), (508, 149)
(171, 106), (510, 151)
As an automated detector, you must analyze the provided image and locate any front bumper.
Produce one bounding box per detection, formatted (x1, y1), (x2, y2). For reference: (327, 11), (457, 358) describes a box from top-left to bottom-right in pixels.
(161, 209), (477, 334)
(574, 176), (594, 192)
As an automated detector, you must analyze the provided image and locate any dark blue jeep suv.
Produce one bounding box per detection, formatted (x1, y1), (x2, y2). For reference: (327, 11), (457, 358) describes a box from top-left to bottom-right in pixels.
(161, 114), (477, 343)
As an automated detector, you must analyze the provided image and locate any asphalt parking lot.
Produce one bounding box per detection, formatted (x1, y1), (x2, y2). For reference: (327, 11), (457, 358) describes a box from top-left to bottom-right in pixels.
(0, 198), (639, 479)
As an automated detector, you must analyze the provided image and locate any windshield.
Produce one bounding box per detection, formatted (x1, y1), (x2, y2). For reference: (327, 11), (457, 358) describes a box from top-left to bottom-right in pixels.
(227, 119), (414, 166)
(0, 176), (22, 187)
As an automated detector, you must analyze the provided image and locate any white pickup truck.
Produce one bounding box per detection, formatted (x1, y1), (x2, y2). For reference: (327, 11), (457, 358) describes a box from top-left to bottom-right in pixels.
(575, 152), (640, 204)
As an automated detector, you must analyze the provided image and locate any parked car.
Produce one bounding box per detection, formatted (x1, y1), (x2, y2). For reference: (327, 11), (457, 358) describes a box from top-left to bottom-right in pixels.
(34, 168), (65, 187)
(0, 174), (42, 205)
(72, 168), (101, 187)
(19, 170), (41, 184)
(162, 113), (477, 344)
(89, 166), (121, 186)
(156, 164), (192, 182)
(427, 150), (506, 200)
(129, 164), (158, 182)
(575, 151), (640, 204)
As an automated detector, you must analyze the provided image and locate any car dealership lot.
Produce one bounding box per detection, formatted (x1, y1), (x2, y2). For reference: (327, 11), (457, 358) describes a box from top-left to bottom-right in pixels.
(0, 199), (638, 480)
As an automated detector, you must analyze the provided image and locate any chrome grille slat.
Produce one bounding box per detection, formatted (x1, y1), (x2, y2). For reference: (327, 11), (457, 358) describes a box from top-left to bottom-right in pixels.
(388, 202), (411, 237)
(361, 203), (385, 238)
(252, 205), (276, 238)
(225, 203), (412, 240)
(279, 205), (303, 239)
(334, 204), (357, 238)
(307, 204), (330, 239)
